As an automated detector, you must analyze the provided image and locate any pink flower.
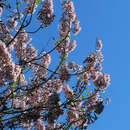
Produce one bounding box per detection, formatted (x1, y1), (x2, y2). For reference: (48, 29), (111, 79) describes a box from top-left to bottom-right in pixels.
(67, 40), (77, 52)
(63, 85), (73, 99)
(6, 18), (18, 30)
(0, 7), (2, 18)
(97, 40), (102, 51)
(93, 72), (110, 90)
(37, 0), (55, 27)
(73, 18), (82, 35)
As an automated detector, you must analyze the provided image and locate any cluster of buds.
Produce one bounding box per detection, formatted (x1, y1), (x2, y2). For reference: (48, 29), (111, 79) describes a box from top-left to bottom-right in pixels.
(56, 0), (81, 57)
(24, 0), (36, 15)
(0, 42), (21, 82)
(37, 0), (55, 27)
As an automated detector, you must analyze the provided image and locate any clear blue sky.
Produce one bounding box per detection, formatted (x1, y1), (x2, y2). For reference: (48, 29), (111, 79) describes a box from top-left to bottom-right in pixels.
(5, 0), (130, 129)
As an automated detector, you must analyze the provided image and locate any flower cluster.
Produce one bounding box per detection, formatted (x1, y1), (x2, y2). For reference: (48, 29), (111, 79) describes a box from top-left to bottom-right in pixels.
(56, 0), (81, 57)
(14, 30), (38, 69)
(0, 7), (2, 18)
(14, 30), (29, 58)
(59, 63), (71, 82)
(63, 84), (73, 99)
(44, 92), (63, 124)
(85, 92), (100, 112)
(0, 20), (11, 46)
(31, 53), (51, 83)
(72, 18), (81, 35)
(79, 40), (110, 91)
(24, 44), (38, 68)
(37, 0), (55, 27)
(24, 0), (36, 15)
(93, 72), (110, 90)
(6, 18), (18, 30)
(0, 42), (21, 82)
(12, 96), (26, 110)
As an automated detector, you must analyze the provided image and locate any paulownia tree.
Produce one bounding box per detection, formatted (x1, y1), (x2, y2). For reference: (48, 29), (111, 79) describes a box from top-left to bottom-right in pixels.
(0, 0), (110, 129)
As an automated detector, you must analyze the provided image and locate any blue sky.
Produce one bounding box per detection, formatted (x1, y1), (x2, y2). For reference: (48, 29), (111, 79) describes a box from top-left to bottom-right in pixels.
(3, 0), (130, 129)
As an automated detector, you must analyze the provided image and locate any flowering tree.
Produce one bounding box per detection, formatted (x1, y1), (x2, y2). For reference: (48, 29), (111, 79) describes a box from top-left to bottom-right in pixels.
(0, 0), (110, 129)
